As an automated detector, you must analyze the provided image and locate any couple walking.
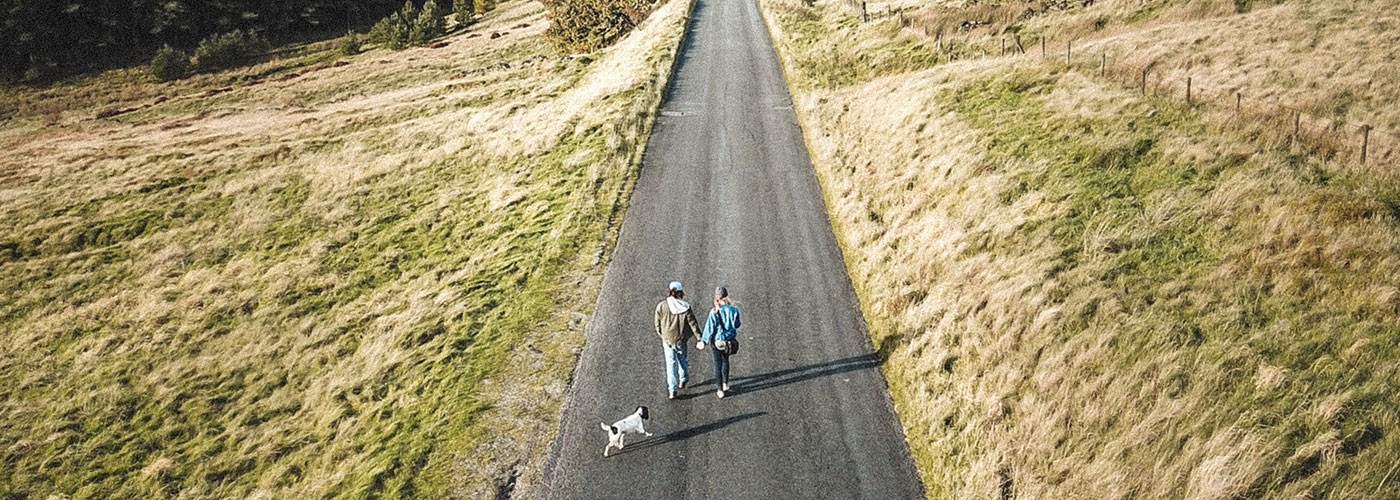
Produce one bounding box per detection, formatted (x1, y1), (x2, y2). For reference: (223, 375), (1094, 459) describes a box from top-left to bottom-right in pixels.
(653, 281), (741, 399)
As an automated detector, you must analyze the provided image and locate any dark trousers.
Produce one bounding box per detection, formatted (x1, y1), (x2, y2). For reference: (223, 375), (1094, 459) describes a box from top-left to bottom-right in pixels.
(710, 346), (731, 388)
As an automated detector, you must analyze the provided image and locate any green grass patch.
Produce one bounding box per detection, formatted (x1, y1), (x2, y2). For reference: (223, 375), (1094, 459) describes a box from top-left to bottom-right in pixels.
(931, 65), (1400, 498)
(773, 3), (939, 89)
(948, 72), (1216, 292)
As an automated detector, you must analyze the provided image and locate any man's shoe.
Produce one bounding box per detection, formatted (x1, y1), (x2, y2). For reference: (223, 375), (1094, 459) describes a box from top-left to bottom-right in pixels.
(669, 390), (677, 400)
(722, 383), (730, 391)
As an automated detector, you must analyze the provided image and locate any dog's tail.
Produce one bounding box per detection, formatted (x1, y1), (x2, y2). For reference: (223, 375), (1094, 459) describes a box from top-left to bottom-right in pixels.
(600, 422), (615, 434)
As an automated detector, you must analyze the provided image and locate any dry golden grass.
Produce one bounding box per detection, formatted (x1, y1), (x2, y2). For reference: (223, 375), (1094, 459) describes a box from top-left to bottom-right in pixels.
(764, 0), (1399, 498)
(0, 0), (689, 497)
(888, 0), (1398, 163)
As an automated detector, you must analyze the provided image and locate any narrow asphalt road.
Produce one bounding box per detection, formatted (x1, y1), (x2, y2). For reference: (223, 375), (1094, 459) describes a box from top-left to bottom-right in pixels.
(538, 0), (924, 497)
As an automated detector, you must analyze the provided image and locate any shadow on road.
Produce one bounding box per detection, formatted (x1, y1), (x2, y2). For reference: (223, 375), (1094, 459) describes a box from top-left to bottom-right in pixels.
(662, 0), (708, 97)
(612, 412), (767, 455)
(728, 353), (879, 396)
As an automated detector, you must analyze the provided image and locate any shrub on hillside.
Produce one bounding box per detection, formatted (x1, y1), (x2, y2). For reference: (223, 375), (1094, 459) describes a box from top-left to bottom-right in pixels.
(450, 0), (491, 28)
(410, 0), (445, 45)
(150, 45), (191, 81)
(194, 30), (270, 72)
(542, 0), (656, 52)
(342, 31), (363, 55)
(454, 0), (474, 26)
(369, 11), (412, 50)
(370, 0), (444, 50)
(473, 0), (495, 16)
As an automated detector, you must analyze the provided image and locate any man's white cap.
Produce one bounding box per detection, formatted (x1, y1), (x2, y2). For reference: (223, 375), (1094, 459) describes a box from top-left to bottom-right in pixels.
(668, 281), (683, 292)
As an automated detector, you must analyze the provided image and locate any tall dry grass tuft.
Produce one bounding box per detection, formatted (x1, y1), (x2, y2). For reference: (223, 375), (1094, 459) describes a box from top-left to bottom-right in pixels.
(0, 0), (690, 497)
(763, 0), (1399, 498)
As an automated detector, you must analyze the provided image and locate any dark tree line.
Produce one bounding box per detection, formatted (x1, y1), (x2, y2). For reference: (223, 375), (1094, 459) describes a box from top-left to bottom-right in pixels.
(1, 0), (423, 82)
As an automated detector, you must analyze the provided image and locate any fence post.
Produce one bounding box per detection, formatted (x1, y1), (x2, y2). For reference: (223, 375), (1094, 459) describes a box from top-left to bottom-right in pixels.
(1186, 77), (1192, 105)
(1100, 53), (1106, 77)
(1235, 92), (1241, 114)
(1293, 111), (1301, 144)
(1065, 40), (1071, 64)
(1141, 67), (1149, 94)
(1361, 124), (1372, 164)
(1041, 38), (1046, 58)
(861, 0), (867, 23)
(1001, 38), (1006, 56)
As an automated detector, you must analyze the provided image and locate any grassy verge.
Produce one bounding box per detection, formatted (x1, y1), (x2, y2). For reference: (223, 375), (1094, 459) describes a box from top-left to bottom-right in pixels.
(0, 0), (690, 497)
(762, 0), (1399, 498)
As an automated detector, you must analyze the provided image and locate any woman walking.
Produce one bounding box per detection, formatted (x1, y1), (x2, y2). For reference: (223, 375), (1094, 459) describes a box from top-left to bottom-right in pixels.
(698, 286), (741, 398)
(654, 281), (700, 399)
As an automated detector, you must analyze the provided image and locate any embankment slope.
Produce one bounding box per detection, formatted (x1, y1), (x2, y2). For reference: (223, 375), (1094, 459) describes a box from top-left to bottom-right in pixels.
(762, 0), (1399, 497)
(0, 0), (689, 497)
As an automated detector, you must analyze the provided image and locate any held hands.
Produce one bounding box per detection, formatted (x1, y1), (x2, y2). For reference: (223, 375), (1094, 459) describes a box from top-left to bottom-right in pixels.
(696, 341), (705, 350)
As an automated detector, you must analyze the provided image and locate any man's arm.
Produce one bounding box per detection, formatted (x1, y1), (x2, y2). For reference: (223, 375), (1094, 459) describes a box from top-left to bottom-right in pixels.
(653, 302), (664, 338)
(685, 310), (701, 341)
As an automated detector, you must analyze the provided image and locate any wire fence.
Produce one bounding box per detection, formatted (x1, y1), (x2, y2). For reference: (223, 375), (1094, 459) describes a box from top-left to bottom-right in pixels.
(834, 0), (1395, 167)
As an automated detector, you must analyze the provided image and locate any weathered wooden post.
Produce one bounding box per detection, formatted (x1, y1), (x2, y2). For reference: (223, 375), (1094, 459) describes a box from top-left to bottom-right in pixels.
(1065, 40), (1071, 64)
(861, 1), (868, 23)
(1235, 92), (1241, 114)
(1141, 67), (1149, 94)
(1361, 124), (1372, 164)
(1041, 38), (1046, 58)
(1186, 77), (1192, 105)
(1100, 53), (1106, 77)
(1293, 111), (1301, 145)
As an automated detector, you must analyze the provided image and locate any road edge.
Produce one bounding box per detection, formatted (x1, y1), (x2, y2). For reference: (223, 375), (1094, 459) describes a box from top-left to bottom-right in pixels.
(532, 0), (701, 496)
(752, 1), (930, 497)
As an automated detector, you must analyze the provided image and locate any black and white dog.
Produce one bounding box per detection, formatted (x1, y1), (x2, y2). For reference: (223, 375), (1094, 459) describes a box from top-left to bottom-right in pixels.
(599, 406), (651, 457)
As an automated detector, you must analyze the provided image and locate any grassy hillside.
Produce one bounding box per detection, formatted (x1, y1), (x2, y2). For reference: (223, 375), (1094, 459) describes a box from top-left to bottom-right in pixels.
(0, 0), (689, 497)
(760, 0), (1399, 498)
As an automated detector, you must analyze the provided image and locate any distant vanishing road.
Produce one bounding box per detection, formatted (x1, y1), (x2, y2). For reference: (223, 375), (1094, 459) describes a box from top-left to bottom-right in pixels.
(538, 0), (925, 497)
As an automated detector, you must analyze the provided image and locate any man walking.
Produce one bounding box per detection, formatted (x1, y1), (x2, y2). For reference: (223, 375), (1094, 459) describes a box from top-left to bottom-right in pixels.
(654, 281), (700, 399)
(698, 286), (741, 398)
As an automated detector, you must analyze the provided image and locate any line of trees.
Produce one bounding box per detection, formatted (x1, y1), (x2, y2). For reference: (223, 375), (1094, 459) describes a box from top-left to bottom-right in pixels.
(5, 0), (662, 83)
(0, 0), (423, 83)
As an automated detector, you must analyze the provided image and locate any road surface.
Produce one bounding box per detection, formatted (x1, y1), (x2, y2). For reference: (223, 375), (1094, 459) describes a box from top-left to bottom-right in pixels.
(538, 0), (924, 497)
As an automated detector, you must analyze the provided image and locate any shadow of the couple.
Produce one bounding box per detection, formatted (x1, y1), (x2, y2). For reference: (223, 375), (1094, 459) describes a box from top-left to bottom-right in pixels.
(610, 412), (767, 455)
(726, 353), (879, 396)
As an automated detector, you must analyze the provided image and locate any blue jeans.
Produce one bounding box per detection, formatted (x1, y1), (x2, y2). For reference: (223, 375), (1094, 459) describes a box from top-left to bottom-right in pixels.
(663, 343), (688, 393)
